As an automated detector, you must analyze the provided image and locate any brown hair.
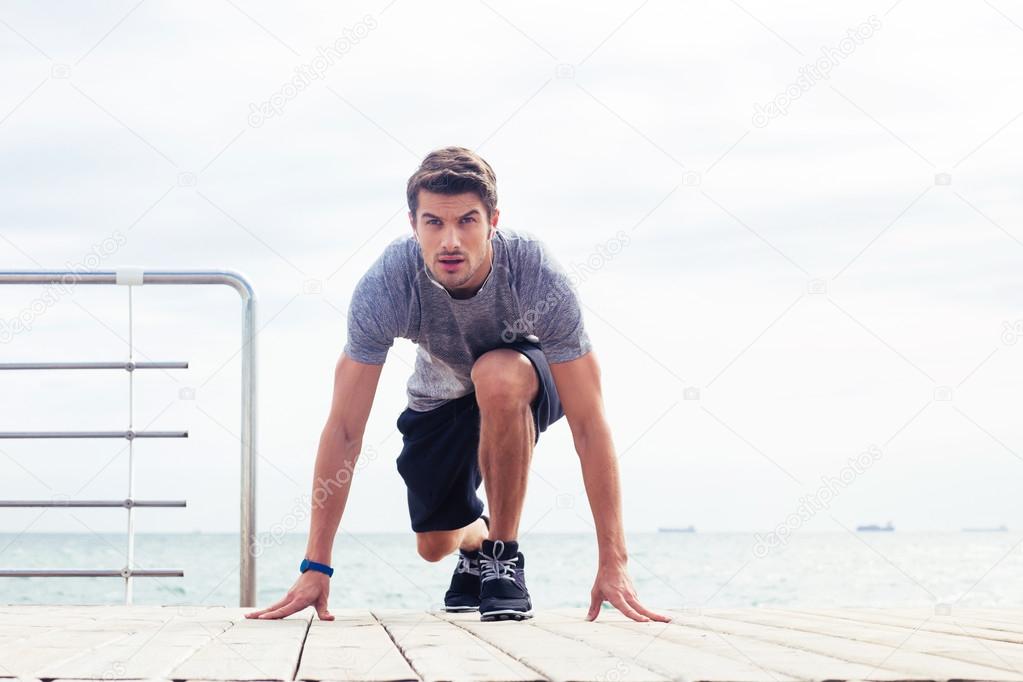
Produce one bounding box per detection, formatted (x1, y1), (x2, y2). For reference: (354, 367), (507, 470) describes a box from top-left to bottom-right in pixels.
(406, 146), (498, 219)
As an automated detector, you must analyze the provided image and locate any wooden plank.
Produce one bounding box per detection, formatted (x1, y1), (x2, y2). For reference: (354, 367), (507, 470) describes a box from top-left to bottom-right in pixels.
(593, 609), (912, 681)
(534, 609), (799, 681)
(805, 606), (1023, 638)
(1, 622), (144, 677)
(169, 608), (313, 681)
(0, 604), (304, 680)
(375, 610), (541, 682)
(297, 610), (419, 682)
(931, 608), (1023, 632)
(5, 606), (1023, 681)
(436, 610), (670, 682)
(709, 608), (1023, 676)
(0, 606), (241, 679)
(0, 625), (79, 675)
(669, 608), (1023, 681)
(34, 607), (233, 679)
(780, 607), (1023, 644)
(952, 608), (1023, 625)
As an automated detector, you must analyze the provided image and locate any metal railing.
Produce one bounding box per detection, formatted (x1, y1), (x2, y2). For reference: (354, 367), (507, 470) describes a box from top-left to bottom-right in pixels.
(0, 268), (257, 606)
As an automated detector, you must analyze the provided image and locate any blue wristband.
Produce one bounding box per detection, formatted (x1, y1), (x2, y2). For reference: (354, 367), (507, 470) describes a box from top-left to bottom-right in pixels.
(299, 558), (334, 577)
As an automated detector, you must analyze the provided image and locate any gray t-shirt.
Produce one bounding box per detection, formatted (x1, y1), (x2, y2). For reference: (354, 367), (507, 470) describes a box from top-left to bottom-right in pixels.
(343, 228), (593, 411)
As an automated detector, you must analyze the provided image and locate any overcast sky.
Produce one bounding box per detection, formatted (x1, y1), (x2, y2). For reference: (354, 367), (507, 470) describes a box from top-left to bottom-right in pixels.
(1, 0), (1021, 538)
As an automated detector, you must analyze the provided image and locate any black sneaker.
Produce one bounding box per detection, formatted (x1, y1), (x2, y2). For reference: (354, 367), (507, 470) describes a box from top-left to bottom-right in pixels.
(479, 539), (533, 621)
(443, 514), (489, 612)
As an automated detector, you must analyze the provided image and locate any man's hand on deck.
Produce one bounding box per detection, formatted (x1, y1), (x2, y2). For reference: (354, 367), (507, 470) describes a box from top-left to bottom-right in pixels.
(586, 561), (671, 623)
(245, 571), (334, 621)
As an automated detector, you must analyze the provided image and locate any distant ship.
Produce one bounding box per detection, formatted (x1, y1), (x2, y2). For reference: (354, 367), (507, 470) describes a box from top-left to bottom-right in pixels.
(856, 521), (894, 532)
(658, 525), (696, 533)
(963, 525), (1008, 532)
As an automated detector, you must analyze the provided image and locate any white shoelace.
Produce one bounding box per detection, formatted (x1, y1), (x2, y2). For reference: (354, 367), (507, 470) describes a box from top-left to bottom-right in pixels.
(480, 540), (519, 583)
(455, 552), (480, 576)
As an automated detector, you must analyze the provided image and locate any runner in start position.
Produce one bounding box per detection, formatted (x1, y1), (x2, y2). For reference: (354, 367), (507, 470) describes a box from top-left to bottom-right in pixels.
(247, 146), (669, 623)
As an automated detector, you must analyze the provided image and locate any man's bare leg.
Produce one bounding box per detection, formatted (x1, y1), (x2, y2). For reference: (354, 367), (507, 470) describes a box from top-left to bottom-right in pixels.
(414, 348), (536, 562)
(471, 349), (539, 541)
(415, 517), (488, 562)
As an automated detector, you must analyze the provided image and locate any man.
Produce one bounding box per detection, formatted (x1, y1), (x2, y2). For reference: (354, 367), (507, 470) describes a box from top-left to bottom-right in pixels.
(247, 146), (668, 623)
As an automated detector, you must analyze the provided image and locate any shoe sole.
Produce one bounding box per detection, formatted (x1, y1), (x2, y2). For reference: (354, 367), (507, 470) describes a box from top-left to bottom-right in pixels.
(480, 609), (533, 622)
(443, 605), (479, 613)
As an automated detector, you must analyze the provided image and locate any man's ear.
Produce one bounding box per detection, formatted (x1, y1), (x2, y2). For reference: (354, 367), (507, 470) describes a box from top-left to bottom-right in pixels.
(409, 211), (417, 238)
(489, 208), (500, 237)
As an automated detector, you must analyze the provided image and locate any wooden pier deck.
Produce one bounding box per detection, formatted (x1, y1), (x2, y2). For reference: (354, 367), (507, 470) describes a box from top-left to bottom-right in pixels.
(2, 606), (1023, 681)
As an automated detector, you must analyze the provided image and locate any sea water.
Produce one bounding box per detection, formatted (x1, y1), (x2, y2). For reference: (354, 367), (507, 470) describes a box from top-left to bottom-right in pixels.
(0, 531), (1020, 610)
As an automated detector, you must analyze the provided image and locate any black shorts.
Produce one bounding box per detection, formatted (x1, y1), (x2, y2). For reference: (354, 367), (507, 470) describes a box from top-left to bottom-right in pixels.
(395, 340), (564, 533)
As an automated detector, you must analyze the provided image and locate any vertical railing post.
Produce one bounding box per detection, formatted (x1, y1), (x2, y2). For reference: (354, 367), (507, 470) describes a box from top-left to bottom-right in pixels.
(239, 288), (257, 608)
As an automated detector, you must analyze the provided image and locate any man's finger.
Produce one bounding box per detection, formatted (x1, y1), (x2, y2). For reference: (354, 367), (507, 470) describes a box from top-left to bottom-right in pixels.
(626, 593), (672, 623)
(245, 595), (292, 619)
(257, 598), (303, 620)
(586, 591), (602, 621)
(609, 593), (649, 622)
(257, 599), (302, 620)
(315, 599), (334, 621)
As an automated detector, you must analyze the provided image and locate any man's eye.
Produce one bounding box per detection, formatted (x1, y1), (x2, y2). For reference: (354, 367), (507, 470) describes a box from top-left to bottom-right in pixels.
(461, 217), (476, 223)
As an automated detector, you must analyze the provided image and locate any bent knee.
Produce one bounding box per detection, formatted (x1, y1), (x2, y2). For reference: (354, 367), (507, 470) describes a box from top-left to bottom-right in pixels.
(471, 350), (537, 408)
(416, 534), (455, 562)
(417, 545), (449, 563)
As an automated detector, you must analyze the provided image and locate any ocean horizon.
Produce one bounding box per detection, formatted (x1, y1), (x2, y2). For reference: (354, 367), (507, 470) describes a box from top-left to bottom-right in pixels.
(1, 531), (1020, 610)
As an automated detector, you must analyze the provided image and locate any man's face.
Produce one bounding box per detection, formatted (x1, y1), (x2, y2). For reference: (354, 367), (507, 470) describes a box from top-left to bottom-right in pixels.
(410, 190), (499, 296)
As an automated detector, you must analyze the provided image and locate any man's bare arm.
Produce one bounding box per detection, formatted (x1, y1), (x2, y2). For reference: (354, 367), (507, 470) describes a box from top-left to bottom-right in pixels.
(549, 352), (623, 563)
(549, 351), (670, 623)
(305, 353), (384, 564)
(246, 352), (383, 620)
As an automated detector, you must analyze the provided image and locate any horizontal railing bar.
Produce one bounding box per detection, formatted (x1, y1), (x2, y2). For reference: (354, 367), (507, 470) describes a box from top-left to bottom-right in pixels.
(0, 430), (188, 439)
(0, 268), (257, 607)
(0, 361), (188, 370)
(0, 500), (186, 508)
(0, 569), (183, 578)
(0, 270), (255, 299)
